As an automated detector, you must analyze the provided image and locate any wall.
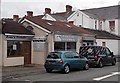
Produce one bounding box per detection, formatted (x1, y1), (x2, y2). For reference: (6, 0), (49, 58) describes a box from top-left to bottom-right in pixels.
(23, 21), (52, 65)
(42, 14), (56, 21)
(96, 39), (119, 55)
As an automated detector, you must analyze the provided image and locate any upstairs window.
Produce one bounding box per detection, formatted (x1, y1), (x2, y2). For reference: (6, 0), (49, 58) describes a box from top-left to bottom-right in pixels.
(95, 20), (97, 29)
(109, 21), (115, 32)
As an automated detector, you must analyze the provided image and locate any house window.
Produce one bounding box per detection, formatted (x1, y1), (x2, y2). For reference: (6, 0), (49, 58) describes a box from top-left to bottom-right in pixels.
(98, 20), (102, 30)
(109, 21), (115, 32)
(7, 41), (24, 57)
(95, 20), (97, 29)
(100, 21), (102, 30)
(102, 42), (106, 46)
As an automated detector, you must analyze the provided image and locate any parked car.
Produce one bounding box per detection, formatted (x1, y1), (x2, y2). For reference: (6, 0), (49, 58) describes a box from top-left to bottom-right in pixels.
(44, 51), (89, 74)
(79, 46), (116, 68)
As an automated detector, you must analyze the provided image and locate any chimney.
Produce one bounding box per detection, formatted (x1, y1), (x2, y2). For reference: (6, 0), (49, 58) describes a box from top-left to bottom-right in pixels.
(66, 5), (72, 12)
(27, 11), (33, 17)
(45, 8), (51, 14)
(13, 15), (19, 21)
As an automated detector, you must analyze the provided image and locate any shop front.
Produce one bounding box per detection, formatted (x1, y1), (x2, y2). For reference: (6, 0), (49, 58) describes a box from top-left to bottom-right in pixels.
(82, 36), (96, 46)
(3, 34), (33, 66)
(54, 34), (78, 51)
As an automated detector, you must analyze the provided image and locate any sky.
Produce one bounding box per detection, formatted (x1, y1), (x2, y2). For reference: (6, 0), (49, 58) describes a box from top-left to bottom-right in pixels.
(1, 0), (120, 18)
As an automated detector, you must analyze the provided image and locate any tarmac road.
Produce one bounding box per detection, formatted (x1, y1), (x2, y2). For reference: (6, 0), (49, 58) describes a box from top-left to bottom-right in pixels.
(2, 62), (119, 83)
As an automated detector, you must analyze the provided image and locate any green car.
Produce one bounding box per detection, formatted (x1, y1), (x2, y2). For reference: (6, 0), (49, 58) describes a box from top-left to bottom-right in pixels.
(44, 51), (89, 74)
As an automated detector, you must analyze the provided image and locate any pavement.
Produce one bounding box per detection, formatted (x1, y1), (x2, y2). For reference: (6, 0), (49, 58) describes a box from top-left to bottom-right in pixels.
(2, 64), (45, 81)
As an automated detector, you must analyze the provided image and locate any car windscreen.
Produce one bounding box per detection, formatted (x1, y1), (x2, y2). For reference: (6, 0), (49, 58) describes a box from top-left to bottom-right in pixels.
(47, 52), (62, 59)
(79, 46), (94, 57)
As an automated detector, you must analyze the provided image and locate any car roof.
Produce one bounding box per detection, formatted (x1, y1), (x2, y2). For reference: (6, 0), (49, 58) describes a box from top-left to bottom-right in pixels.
(51, 51), (76, 54)
(81, 46), (106, 48)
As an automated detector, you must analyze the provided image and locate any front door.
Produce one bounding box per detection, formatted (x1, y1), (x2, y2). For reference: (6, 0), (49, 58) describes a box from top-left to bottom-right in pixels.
(22, 41), (31, 65)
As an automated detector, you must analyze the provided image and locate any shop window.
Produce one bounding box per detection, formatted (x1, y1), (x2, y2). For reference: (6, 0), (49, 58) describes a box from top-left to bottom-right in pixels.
(67, 42), (76, 51)
(7, 41), (23, 57)
(54, 42), (65, 51)
(54, 42), (76, 51)
(109, 21), (115, 32)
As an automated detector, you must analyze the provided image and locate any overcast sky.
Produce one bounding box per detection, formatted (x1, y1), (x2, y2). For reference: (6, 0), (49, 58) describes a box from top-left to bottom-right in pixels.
(1, 0), (120, 18)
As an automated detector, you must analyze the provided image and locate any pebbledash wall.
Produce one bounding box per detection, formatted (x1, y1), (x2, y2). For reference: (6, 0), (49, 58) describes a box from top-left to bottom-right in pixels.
(96, 39), (120, 55)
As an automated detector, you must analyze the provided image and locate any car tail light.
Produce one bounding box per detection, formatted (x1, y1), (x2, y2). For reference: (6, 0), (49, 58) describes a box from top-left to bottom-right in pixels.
(94, 54), (98, 60)
(59, 59), (64, 64)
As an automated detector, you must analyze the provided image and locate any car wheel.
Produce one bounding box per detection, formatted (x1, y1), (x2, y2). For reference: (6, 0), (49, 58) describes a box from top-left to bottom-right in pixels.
(84, 63), (89, 70)
(46, 68), (53, 73)
(98, 60), (103, 68)
(63, 65), (70, 74)
(112, 59), (116, 65)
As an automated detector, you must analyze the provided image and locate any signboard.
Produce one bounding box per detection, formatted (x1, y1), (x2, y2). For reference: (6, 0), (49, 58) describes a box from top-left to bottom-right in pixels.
(33, 37), (46, 52)
(33, 42), (45, 52)
(55, 35), (78, 42)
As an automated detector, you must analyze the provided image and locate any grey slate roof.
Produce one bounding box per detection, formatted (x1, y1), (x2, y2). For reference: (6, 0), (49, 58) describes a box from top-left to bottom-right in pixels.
(82, 28), (120, 40)
(81, 5), (120, 19)
(51, 11), (75, 21)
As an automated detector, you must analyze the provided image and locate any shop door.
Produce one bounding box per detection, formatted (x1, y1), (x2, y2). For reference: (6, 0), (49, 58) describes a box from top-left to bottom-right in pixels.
(22, 41), (31, 65)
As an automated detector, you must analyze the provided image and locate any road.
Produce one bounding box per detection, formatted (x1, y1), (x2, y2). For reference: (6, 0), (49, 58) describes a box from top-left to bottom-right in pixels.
(3, 62), (119, 82)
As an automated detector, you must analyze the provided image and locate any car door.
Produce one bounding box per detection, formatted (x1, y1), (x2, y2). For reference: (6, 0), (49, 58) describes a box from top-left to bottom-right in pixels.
(105, 48), (113, 64)
(73, 52), (86, 68)
(64, 52), (76, 69)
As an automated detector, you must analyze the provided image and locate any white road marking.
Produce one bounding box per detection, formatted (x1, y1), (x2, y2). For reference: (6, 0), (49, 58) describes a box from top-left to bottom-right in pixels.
(93, 72), (120, 81)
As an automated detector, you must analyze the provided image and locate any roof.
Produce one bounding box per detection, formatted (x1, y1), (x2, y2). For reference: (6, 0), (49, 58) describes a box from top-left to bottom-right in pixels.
(82, 5), (120, 19)
(83, 28), (120, 40)
(25, 17), (94, 35)
(2, 19), (35, 35)
(50, 11), (75, 21)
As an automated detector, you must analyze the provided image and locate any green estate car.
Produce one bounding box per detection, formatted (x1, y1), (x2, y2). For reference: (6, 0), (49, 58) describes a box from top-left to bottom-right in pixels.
(44, 51), (89, 74)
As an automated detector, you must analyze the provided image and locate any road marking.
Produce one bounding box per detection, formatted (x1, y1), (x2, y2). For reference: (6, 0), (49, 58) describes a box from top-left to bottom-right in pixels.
(93, 72), (120, 81)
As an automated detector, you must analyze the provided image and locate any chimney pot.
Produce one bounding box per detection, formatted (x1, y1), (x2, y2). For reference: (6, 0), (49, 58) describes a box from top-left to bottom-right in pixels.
(66, 5), (72, 12)
(45, 8), (51, 14)
(27, 11), (33, 17)
(13, 15), (19, 21)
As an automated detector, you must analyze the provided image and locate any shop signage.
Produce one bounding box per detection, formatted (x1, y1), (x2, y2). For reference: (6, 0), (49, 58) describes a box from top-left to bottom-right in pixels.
(83, 36), (95, 40)
(6, 35), (33, 40)
(55, 35), (78, 42)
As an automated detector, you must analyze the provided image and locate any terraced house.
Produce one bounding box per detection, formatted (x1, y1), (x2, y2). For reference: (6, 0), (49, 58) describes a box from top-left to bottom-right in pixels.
(0, 4), (120, 66)
(42, 5), (120, 55)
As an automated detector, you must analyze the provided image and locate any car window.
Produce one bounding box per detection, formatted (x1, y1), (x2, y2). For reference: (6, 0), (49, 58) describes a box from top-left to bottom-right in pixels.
(47, 52), (61, 59)
(72, 52), (79, 58)
(65, 52), (74, 58)
(106, 48), (111, 55)
(79, 46), (94, 57)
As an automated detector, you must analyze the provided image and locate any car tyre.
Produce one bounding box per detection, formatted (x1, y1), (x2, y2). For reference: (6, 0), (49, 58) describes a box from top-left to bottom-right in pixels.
(84, 63), (89, 70)
(63, 65), (70, 74)
(112, 59), (116, 66)
(98, 60), (103, 68)
(46, 68), (53, 73)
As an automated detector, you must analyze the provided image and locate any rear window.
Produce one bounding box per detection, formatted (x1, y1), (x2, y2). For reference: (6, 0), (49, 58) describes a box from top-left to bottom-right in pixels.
(79, 46), (95, 57)
(47, 52), (62, 59)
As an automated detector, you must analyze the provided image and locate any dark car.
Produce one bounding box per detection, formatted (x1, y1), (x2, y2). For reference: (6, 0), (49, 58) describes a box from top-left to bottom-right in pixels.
(79, 46), (116, 68)
(44, 51), (89, 74)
